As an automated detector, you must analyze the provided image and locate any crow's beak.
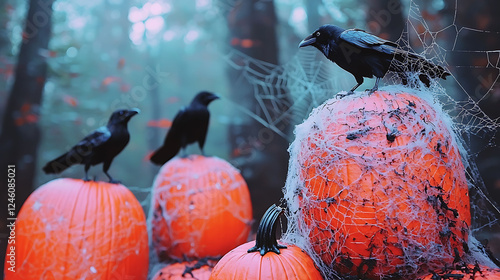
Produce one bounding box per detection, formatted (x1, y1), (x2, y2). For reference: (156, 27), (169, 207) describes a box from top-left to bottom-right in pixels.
(128, 108), (140, 117)
(211, 94), (220, 101)
(299, 35), (316, 48)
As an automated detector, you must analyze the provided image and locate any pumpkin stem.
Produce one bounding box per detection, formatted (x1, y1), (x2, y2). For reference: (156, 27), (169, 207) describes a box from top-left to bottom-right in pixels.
(247, 204), (287, 256)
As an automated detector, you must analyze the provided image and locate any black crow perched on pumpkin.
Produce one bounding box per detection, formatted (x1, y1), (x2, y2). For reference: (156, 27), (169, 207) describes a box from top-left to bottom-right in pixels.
(43, 108), (140, 183)
(150, 91), (219, 165)
(299, 24), (450, 93)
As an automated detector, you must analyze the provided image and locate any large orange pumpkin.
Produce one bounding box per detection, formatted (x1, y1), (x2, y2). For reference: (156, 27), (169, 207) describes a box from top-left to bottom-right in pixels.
(419, 264), (500, 280)
(283, 90), (471, 279)
(209, 204), (324, 280)
(151, 260), (215, 280)
(4, 178), (148, 279)
(151, 155), (253, 260)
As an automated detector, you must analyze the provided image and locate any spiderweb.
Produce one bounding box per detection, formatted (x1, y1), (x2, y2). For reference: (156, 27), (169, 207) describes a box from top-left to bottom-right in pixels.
(220, 0), (500, 279)
(146, 155), (253, 277)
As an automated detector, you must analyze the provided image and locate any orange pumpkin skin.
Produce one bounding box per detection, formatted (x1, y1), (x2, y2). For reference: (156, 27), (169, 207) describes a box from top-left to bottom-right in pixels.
(284, 91), (471, 279)
(151, 155), (253, 260)
(151, 261), (214, 280)
(4, 178), (148, 280)
(418, 265), (500, 280)
(209, 205), (324, 280)
(209, 241), (324, 280)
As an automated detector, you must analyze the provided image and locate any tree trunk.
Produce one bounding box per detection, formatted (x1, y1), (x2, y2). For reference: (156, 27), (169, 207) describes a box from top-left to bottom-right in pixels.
(225, 0), (292, 227)
(442, 0), (500, 259)
(365, 0), (405, 41)
(147, 49), (162, 178)
(305, 0), (324, 30)
(0, 4), (12, 126)
(0, 0), (54, 273)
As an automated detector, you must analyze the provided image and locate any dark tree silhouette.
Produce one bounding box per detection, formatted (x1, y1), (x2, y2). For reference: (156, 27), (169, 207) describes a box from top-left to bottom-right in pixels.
(442, 0), (500, 259)
(0, 0), (55, 273)
(225, 0), (292, 228)
(305, 0), (324, 30)
(366, 0), (405, 41)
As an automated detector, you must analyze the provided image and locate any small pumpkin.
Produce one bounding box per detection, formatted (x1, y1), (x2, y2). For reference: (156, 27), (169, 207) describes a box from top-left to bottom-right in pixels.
(4, 178), (148, 279)
(209, 204), (324, 280)
(283, 90), (471, 279)
(151, 155), (253, 260)
(418, 264), (500, 280)
(151, 260), (216, 280)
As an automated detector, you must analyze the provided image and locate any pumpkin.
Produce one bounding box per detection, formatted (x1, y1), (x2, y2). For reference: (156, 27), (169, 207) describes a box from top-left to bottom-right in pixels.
(283, 90), (471, 279)
(4, 178), (148, 279)
(209, 204), (324, 280)
(151, 155), (253, 260)
(419, 264), (500, 280)
(151, 260), (215, 280)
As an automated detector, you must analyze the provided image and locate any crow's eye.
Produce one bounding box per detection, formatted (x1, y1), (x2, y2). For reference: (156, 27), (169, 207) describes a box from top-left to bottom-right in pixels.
(315, 31), (320, 37)
(119, 111), (124, 115)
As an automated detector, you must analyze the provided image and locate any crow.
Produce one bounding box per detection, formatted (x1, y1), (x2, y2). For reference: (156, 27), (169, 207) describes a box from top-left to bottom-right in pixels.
(150, 91), (219, 165)
(43, 108), (140, 183)
(299, 24), (450, 93)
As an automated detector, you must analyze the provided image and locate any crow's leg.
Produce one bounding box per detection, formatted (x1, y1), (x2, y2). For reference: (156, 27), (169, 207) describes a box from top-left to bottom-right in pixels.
(348, 83), (361, 94)
(180, 147), (188, 158)
(179, 139), (189, 158)
(103, 160), (119, 184)
(84, 164), (91, 181)
(366, 77), (380, 94)
(347, 76), (364, 95)
(198, 140), (206, 157)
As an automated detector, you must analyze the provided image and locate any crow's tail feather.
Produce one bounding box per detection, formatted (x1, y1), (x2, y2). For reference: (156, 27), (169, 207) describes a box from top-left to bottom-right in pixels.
(391, 50), (450, 87)
(43, 152), (75, 174)
(150, 144), (180, 166)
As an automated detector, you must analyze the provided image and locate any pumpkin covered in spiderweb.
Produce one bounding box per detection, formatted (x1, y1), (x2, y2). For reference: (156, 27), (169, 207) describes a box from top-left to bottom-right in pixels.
(151, 259), (216, 280)
(282, 89), (471, 279)
(418, 264), (500, 280)
(150, 155), (253, 261)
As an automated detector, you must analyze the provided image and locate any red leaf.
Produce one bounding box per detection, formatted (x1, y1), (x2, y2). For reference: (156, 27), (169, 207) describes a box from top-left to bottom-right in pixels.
(22, 32), (29, 41)
(120, 83), (131, 92)
(166, 96), (180, 104)
(0, 64), (14, 79)
(74, 117), (82, 125)
(143, 151), (155, 162)
(117, 58), (125, 69)
(15, 117), (24, 126)
(6, 4), (14, 13)
(101, 76), (121, 87)
(20, 103), (31, 114)
(62, 94), (79, 107)
(232, 147), (242, 157)
(230, 38), (240, 46)
(25, 114), (38, 123)
(147, 119), (172, 128)
(38, 49), (57, 58)
(240, 39), (254, 48)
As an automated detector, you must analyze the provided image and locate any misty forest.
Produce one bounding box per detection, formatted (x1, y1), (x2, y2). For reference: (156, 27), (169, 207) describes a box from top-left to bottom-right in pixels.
(1, 0), (500, 279)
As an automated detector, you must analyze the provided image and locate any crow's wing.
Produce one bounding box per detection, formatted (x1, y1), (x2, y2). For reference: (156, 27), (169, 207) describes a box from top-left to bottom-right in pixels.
(75, 126), (111, 150)
(164, 107), (188, 144)
(168, 106), (209, 145)
(193, 109), (209, 150)
(150, 107), (186, 165)
(340, 29), (399, 55)
(343, 29), (450, 82)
